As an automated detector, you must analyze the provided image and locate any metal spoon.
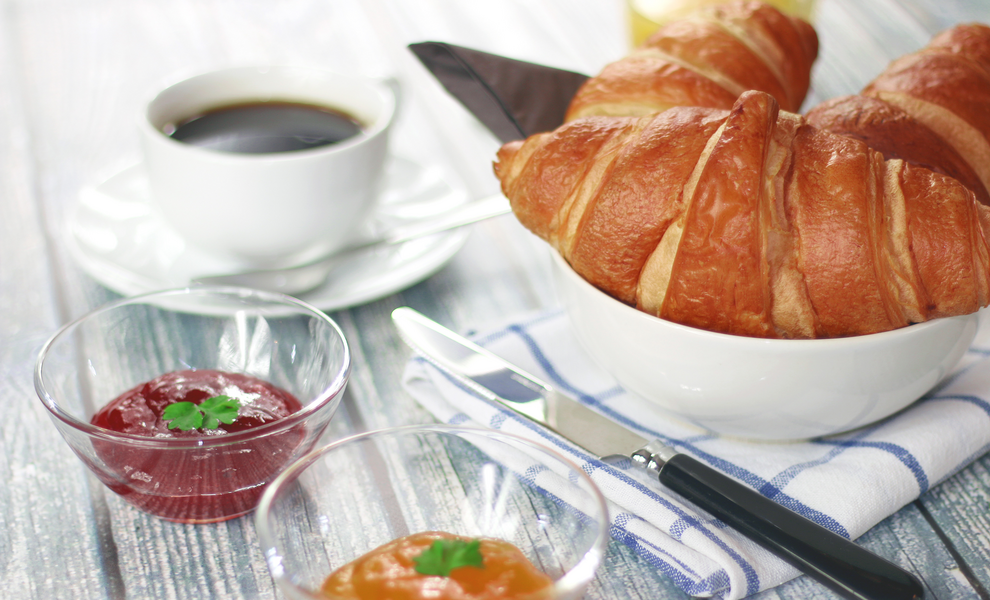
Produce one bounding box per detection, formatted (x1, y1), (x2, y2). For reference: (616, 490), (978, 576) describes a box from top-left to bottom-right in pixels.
(193, 194), (510, 295)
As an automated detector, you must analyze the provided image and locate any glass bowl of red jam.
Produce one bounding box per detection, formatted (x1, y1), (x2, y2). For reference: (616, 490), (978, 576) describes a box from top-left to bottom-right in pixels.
(34, 286), (350, 524)
(255, 425), (610, 600)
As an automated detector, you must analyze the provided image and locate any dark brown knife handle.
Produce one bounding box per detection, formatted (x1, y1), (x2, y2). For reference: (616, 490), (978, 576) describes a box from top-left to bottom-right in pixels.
(658, 453), (924, 600)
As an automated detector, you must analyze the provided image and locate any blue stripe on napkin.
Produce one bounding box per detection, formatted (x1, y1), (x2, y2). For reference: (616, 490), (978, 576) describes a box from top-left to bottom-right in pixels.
(402, 309), (990, 599)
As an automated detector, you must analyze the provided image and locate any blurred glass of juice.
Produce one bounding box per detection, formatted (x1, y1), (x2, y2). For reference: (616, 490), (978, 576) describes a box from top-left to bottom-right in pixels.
(628, 0), (817, 46)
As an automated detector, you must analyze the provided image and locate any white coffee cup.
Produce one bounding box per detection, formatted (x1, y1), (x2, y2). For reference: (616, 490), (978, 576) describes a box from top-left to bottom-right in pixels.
(139, 65), (397, 267)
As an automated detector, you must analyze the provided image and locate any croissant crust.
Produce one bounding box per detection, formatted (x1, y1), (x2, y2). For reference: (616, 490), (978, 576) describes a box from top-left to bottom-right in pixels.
(807, 23), (990, 204)
(495, 91), (990, 339)
(565, 1), (818, 121)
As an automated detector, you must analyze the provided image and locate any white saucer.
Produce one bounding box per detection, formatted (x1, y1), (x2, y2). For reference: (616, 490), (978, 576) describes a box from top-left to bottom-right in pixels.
(67, 155), (471, 311)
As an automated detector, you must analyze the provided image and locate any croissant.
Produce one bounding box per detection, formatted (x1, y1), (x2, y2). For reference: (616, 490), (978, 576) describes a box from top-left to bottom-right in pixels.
(806, 23), (990, 205)
(564, 1), (818, 121)
(494, 91), (990, 339)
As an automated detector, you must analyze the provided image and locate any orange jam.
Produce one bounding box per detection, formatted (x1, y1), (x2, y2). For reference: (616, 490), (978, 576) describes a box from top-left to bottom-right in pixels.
(321, 531), (554, 600)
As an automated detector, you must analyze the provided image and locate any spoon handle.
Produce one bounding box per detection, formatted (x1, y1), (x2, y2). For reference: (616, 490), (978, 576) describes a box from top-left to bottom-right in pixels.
(382, 193), (510, 245)
(193, 194), (510, 292)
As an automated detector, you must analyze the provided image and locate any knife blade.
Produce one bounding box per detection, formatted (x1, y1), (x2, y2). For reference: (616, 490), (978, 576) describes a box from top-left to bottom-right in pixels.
(408, 41), (589, 143)
(391, 307), (925, 600)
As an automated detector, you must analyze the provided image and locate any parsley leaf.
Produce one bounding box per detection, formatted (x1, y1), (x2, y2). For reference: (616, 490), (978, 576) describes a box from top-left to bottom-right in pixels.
(163, 395), (241, 431)
(198, 395), (240, 429)
(162, 401), (202, 430)
(413, 538), (484, 577)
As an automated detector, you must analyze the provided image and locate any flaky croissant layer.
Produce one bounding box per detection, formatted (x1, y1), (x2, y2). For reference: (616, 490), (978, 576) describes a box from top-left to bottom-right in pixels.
(565, 0), (818, 121)
(495, 91), (990, 339)
(807, 23), (990, 205)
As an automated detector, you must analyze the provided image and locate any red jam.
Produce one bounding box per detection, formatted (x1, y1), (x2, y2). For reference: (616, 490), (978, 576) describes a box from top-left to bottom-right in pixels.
(90, 369), (304, 523)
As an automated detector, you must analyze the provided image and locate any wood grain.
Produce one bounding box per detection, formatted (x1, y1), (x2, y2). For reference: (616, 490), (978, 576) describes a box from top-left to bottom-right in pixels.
(1, 0), (989, 598)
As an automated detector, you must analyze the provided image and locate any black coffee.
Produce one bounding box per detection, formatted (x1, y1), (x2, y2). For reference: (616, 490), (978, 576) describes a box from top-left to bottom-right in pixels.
(167, 101), (364, 154)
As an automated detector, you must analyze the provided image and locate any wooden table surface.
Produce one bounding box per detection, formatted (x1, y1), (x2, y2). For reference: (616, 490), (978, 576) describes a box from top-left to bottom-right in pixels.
(2, 0), (989, 598)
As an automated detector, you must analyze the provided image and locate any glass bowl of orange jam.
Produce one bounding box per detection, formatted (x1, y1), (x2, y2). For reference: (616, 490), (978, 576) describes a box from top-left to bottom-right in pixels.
(255, 425), (610, 600)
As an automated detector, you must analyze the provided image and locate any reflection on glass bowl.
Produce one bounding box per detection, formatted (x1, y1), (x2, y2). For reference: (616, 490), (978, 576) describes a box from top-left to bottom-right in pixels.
(255, 424), (610, 600)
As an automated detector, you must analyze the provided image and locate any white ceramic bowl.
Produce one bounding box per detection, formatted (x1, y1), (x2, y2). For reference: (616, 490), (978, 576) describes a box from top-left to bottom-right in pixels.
(550, 251), (982, 440)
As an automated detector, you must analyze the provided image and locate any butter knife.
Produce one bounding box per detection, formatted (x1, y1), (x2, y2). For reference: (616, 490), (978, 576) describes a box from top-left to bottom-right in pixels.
(391, 307), (925, 600)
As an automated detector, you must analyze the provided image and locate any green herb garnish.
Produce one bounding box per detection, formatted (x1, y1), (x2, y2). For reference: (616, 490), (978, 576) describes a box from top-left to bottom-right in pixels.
(162, 395), (241, 431)
(413, 538), (484, 577)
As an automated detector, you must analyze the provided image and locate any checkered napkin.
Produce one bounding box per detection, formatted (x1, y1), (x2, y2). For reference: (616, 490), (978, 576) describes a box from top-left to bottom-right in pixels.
(401, 309), (990, 599)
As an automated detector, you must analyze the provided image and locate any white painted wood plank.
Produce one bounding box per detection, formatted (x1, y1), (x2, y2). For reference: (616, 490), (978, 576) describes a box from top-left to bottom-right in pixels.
(3, 0), (990, 598)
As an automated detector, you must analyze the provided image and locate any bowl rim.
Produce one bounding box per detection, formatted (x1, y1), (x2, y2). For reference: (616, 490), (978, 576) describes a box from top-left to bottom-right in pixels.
(33, 286), (351, 448)
(550, 248), (974, 347)
(254, 423), (611, 599)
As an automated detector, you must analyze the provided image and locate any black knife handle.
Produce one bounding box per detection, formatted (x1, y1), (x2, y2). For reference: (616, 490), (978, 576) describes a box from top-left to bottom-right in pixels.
(644, 451), (924, 600)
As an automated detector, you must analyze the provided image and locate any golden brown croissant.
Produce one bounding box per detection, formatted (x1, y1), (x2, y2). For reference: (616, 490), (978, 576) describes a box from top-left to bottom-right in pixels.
(806, 23), (990, 205)
(564, 1), (818, 121)
(495, 91), (990, 339)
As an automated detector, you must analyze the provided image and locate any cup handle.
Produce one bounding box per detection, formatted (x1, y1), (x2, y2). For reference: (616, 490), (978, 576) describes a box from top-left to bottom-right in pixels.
(380, 76), (403, 115)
